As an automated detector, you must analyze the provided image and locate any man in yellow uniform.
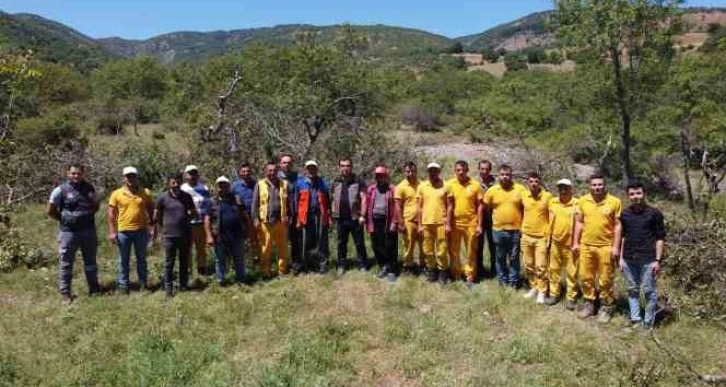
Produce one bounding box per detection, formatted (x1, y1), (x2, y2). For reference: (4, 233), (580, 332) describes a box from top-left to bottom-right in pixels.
(483, 164), (526, 288)
(251, 162), (292, 278)
(546, 178), (578, 310)
(521, 172), (553, 304)
(445, 160), (483, 287)
(395, 161), (423, 275)
(573, 174), (622, 323)
(416, 163), (448, 283)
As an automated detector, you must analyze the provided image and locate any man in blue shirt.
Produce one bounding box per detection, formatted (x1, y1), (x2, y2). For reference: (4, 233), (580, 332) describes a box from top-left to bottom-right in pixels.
(233, 162), (258, 261)
(294, 160), (332, 274)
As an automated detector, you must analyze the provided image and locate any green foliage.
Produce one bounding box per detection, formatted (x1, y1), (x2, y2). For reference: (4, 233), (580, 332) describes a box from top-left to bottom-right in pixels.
(13, 107), (81, 145)
(504, 52), (528, 72)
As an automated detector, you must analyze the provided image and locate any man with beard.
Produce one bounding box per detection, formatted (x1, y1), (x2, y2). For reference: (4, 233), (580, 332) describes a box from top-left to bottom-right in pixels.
(278, 154), (302, 274)
(476, 160), (497, 280)
(330, 158), (369, 273)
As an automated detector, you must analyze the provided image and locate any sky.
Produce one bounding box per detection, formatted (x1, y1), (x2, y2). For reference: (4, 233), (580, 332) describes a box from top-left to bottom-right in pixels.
(2, 0), (726, 40)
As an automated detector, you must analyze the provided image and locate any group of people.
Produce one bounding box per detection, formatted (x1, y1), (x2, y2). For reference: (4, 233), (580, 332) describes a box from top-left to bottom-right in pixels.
(47, 155), (666, 329)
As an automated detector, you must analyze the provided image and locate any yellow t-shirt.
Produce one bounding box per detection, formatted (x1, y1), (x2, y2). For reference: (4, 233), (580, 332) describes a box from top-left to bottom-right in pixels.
(394, 179), (420, 222)
(576, 193), (622, 246)
(445, 178), (483, 227)
(548, 196), (578, 246)
(521, 189), (553, 237)
(483, 183), (526, 231)
(108, 187), (153, 232)
(416, 180), (447, 225)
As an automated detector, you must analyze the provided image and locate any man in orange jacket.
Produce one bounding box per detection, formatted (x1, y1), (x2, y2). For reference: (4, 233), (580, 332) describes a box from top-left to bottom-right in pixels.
(294, 160), (332, 274)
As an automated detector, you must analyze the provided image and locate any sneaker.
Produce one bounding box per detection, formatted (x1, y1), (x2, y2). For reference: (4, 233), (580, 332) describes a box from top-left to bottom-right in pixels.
(578, 301), (595, 319)
(386, 272), (398, 283)
(359, 265), (370, 272)
(337, 266), (346, 275)
(291, 265), (302, 276)
(545, 296), (561, 306)
(377, 267), (389, 279)
(438, 270), (450, 285)
(565, 299), (577, 311)
(597, 306), (613, 324)
(61, 293), (73, 305)
(425, 269), (438, 283)
(536, 292), (547, 304)
(523, 288), (538, 299)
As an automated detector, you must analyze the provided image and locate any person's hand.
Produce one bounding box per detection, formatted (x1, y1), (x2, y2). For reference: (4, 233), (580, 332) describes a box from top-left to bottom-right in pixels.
(445, 223), (452, 235)
(418, 224), (424, 234)
(206, 236), (215, 247)
(149, 227), (156, 240)
(108, 232), (118, 245)
(389, 223), (398, 233)
(475, 226), (483, 236)
(358, 216), (366, 225)
(653, 261), (661, 277)
(572, 243), (580, 257)
(253, 219), (260, 229)
(398, 223), (406, 234)
(611, 246), (620, 260)
(619, 258), (625, 272)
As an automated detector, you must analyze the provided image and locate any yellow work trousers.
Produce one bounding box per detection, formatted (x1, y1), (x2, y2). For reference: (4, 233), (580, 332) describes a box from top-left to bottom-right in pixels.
(521, 233), (549, 293)
(448, 225), (478, 282)
(549, 240), (578, 301)
(258, 221), (289, 277)
(402, 220), (424, 268)
(580, 244), (615, 306)
(422, 224), (448, 271)
(190, 225), (208, 274)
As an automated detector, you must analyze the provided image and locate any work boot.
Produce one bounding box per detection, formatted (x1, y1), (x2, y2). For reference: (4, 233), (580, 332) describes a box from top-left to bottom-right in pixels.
(565, 299), (577, 311)
(545, 296), (561, 306)
(523, 288), (538, 299)
(578, 301), (595, 319)
(88, 281), (101, 296)
(597, 305), (613, 324)
(437, 270), (450, 285)
(536, 292), (547, 304)
(61, 292), (73, 306)
(425, 269), (438, 283)
(376, 266), (389, 279)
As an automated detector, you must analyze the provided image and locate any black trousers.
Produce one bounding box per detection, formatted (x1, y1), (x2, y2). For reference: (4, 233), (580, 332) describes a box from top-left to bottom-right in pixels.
(476, 225), (496, 279)
(163, 236), (190, 292)
(336, 217), (369, 269)
(371, 217), (398, 273)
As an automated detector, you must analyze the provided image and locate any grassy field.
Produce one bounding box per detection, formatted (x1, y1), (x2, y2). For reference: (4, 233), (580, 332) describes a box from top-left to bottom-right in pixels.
(1, 205), (726, 386)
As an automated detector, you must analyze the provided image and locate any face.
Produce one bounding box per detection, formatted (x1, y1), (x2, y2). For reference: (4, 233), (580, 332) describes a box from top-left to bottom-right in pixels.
(404, 166), (416, 180)
(499, 168), (512, 185)
(375, 174), (387, 184)
(238, 166), (252, 181)
(479, 162), (492, 177)
(527, 177), (541, 192)
(186, 170), (199, 184)
(628, 187), (645, 205)
(339, 160), (352, 177)
(124, 174), (139, 188)
(280, 156), (293, 173)
(454, 164), (468, 179)
(590, 178), (606, 196)
(168, 178), (181, 192)
(217, 182), (230, 195)
(557, 185), (572, 196)
(67, 167), (84, 184)
(427, 168), (441, 181)
(264, 164), (278, 180)
(306, 165), (319, 178)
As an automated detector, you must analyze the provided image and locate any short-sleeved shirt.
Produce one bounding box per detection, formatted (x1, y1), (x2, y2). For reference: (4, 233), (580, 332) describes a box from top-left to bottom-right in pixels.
(576, 193), (622, 246)
(155, 191), (195, 237)
(621, 205), (666, 262)
(445, 178), (483, 227)
(548, 197), (578, 246)
(232, 178), (256, 216)
(416, 180), (447, 225)
(108, 187), (153, 232)
(180, 182), (210, 224)
(521, 189), (553, 238)
(483, 183), (526, 231)
(394, 179), (420, 222)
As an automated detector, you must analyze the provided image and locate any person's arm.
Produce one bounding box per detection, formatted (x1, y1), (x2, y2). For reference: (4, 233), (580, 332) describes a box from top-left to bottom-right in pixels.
(394, 197), (405, 232)
(572, 212), (583, 255)
(204, 212), (214, 246)
(445, 196), (454, 234)
(654, 211), (666, 275)
(476, 200), (484, 236)
(107, 193), (118, 244)
(415, 191), (424, 233)
(611, 218), (622, 259)
(46, 187), (62, 221)
(358, 183), (367, 225)
(146, 191), (156, 239)
(251, 183), (261, 227)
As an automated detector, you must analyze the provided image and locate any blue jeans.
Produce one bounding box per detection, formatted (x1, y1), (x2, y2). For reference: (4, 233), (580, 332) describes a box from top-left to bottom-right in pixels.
(214, 236), (245, 284)
(492, 230), (521, 286)
(58, 229), (98, 295)
(622, 260), (658, 327)
(117, 230), (149, 290)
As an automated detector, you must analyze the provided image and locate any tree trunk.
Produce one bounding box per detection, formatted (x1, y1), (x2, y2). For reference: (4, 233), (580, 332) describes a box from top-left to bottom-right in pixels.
(610, 47), (633, 184)
(680, 130), (695, 209)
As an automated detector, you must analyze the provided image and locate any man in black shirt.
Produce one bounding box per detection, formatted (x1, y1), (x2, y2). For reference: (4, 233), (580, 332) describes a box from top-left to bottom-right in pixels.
(619, 181), (666, 330)
(331, 158), (369, 273)
(154, 173), (197, 298)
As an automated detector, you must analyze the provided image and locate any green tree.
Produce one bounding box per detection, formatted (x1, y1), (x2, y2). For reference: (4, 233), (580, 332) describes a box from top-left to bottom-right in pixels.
(556, 0), (681, 182)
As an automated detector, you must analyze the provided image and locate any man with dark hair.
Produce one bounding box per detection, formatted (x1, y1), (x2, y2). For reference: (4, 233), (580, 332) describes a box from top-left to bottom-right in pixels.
(416, 163), (449, 283)
(446, 160), (484, 287)
(395, 161), (423, 274)
(233, 162), (259, 260)
(252, 162), (292, 278)
(205, 176), (249, 285)
(331, 157), (369, 273)
(573, 174), (622, 323)
(477, 160), (497, 280)
(619, 182), (665, 330)
(483, 164), (526, 287)
(154, 173), (197, 298)
(278, 153), (301, 274)
(521, 171), (553, 304)
(47, 163), (100, 304)
(181, 165), (211, 277)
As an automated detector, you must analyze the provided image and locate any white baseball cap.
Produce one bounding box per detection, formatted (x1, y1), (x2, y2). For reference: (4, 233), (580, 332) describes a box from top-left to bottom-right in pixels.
(556, 178), (573, 187)
(184, 165), (199, 173)
(426, 162), (441, 170)
(122, 166), (138, 176)
(215, 176), (231, 184)
(304, 160), (318, 168)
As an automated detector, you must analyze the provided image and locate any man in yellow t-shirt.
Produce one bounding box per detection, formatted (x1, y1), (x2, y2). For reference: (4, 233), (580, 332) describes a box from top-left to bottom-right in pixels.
(416, 163), (448, 283)
(520, 172), (553, 303)
(107, 166), (155, 294)
(445, 160), (483, 286)
(546, 179), (578, 310)
(395, 161), (423, 274)
(573, 174), (622, 323)
(483, 164), (526, 287)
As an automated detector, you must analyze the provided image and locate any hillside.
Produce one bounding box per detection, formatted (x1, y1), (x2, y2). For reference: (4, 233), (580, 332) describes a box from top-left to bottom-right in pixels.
(98, 24), (454, 63)
(0, 12), (116, 70)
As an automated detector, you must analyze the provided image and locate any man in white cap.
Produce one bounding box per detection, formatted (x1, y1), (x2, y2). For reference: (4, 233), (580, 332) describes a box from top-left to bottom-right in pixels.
(204, 176), (249, 285)
(547, 178), (579, 309)
(365, 164), (399, 282)
(416, 163), (449, 283)
(181, 165), (211, 277)
(251, 161), (292, 278)
(107, 166), (155, 294)
(294, 160), (332, 273)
